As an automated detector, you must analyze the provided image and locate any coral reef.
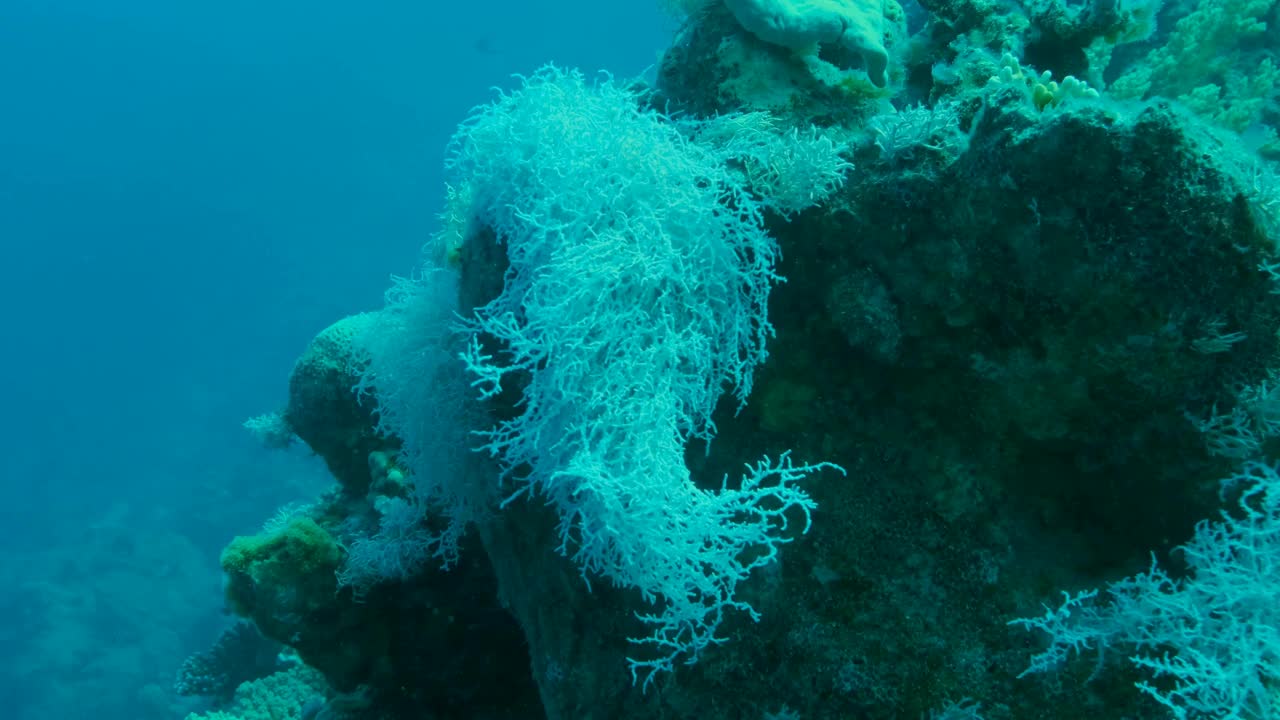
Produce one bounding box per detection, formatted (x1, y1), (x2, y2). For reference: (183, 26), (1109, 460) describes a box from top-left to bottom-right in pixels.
(199, 1), (1280, 718)
(175, 621), (284, 702)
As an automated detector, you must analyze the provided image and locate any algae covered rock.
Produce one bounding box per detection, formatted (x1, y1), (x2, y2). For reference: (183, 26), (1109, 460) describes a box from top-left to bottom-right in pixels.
(283, 314), (393, 497)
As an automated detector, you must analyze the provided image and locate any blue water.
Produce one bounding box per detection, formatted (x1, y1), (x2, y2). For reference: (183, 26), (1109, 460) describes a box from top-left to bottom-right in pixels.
(0, 3), (669, 718)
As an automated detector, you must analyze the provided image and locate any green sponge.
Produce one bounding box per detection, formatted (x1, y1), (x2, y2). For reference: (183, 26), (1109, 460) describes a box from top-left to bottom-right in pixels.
(723, 0), (889, 86)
